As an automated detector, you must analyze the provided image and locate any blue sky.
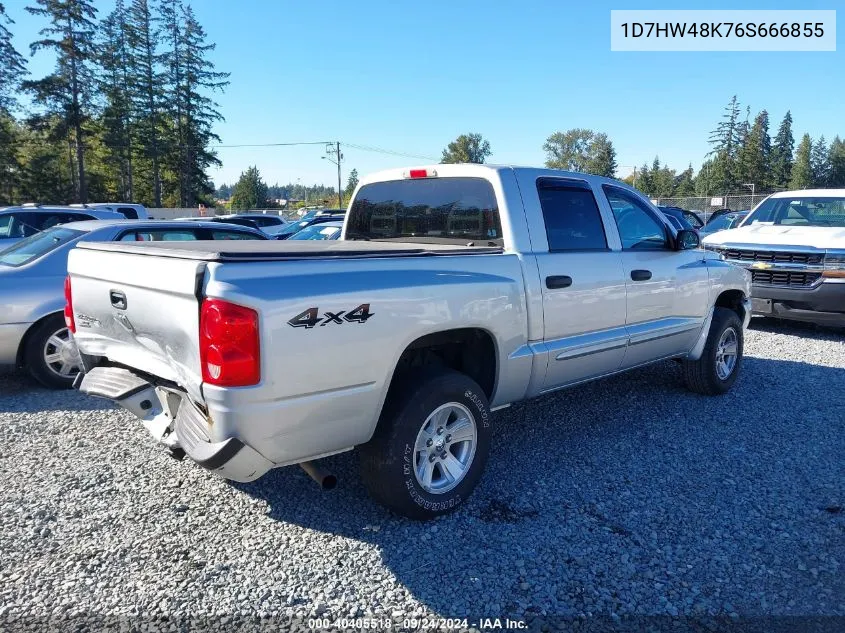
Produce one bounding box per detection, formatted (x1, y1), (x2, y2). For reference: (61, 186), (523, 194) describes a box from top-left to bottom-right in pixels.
(5, 0), (843, 188)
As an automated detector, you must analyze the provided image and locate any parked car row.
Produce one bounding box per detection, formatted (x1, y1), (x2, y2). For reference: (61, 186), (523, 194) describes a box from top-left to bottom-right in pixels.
(270, 209), (346, 239)
(0, 204), (341, 390)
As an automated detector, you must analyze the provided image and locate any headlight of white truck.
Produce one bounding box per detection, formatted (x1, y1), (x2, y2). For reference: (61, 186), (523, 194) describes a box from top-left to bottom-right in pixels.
(823, 251), (845, 279)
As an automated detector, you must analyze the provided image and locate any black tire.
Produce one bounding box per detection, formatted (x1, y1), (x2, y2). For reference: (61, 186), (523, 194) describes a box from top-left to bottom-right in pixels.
(23, 314), (81, 389)
(360, 368), (493, 520)
(682, 307), (744, 395)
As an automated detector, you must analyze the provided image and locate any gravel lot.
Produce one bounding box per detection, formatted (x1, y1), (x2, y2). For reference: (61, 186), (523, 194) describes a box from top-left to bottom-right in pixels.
(0, 319), (843, 630)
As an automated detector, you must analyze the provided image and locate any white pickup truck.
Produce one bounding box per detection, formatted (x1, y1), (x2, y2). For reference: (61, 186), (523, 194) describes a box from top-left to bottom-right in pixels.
(67, 165), (751, 519)
(702, 189), (845, 327)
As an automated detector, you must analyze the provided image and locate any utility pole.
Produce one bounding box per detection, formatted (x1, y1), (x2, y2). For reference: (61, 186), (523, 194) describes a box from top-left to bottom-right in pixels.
(323, 142), (344, 208)
(336, 142), (342, 208)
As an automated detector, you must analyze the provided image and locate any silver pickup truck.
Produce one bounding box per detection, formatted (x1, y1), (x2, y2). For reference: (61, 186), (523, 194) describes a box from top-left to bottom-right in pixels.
(67, 165), (751, 519)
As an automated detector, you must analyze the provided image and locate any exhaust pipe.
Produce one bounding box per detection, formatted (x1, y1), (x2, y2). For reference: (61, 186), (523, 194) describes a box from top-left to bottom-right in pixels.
(299, 460), (337, 490)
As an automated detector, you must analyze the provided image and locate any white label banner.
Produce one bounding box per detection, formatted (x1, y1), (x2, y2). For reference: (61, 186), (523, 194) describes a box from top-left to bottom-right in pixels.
(611, 10), (836, 51)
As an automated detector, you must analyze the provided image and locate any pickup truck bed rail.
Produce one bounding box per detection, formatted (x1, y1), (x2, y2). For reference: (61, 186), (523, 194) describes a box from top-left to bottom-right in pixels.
(75, 240), (503, 262)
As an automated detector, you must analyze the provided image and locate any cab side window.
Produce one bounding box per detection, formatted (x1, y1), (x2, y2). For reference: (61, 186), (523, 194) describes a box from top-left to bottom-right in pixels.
(603, 186), (668, 250)
(537, 178), (608, 251)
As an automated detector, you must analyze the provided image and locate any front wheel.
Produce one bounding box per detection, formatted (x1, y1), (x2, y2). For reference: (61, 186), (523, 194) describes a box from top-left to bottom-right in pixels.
(682, 307), (744, 395)
(360, 368), (493, 520)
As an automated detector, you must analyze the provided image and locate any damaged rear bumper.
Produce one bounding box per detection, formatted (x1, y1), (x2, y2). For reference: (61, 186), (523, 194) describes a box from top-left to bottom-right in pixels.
(75, 366), (273, 482)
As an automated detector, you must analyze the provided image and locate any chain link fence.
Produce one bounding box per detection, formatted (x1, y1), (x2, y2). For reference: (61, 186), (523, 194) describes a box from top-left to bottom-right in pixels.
(647, 194), (769, 222)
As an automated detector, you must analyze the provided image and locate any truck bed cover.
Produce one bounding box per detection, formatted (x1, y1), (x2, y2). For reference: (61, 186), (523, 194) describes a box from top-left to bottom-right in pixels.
(74, 240), (503, 262)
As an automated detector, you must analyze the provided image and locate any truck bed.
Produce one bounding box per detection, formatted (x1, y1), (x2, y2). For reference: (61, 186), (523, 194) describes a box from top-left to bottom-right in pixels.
(75, 240), (503, 262)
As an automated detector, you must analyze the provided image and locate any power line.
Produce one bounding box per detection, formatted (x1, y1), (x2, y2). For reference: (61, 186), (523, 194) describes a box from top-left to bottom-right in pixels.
(211, 139), (438, 162)
(343, 142), (438, 162)
(12, 135), (440, 162)
(210, 140), (333, 148)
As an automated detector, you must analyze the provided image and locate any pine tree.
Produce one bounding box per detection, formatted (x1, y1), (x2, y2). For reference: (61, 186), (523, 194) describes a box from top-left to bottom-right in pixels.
(736, 109), (770, 190)
(97, 0), (133, 200)
(17, 115), (74, 202)
(634, 161), (652, 194)
(585, 133), (617, 177)
(733, 106), (751, 183)
(770, 111), (794, 189)
(178, 4), (229, 206)
(707, 96), (742, 190)
(810, 135), (830, 188)
(24, 0), (99, 203)
(157, 0), (185, 206)
(126, 0), (162, 206)
(695, 158), (719, 196)
(649, 156), (675, 197)
(345, 168), (359, 197)
(674, 164), (696, 196)
(230, 165), (267, 210)
(0, 3), (28, 203)
(0, 2), (28, 112)
(828, 136), (845, 188)
(789, 134), (813, 190)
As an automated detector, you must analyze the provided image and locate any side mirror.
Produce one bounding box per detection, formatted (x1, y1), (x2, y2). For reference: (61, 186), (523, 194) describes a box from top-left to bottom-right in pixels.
(676, 229), (700, 250)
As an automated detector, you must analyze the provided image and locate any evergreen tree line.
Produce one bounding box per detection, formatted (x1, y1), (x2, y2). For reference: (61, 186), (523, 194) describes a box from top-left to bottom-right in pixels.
(0, 0), (228, 208)
(634, 96), (845, 198)
(433, 99), (845, 199)
(216, 181), (340, 205)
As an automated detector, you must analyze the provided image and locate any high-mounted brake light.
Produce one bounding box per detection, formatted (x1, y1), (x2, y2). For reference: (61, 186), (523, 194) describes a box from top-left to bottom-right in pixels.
(200, 298), (260, 387)
(63, 276), (75, 333)
(406, 168), (437, 179)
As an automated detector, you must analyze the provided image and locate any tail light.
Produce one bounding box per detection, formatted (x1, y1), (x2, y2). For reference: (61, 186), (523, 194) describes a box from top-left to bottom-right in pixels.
(405, 168), (437, 179)
(64, 276), (75, 333)
(200, 298), (260, 387)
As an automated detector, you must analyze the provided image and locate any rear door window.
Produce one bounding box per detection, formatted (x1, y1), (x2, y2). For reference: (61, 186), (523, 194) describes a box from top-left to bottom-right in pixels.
(10, 212), (43, 237)
(346, 177), (503, 245)
(0, 214), (14, 238)
(120, 230), (198, 241)
(536, 178), (608, 251)
(38, 212), (87, 230)
(117, 207), (139, 219)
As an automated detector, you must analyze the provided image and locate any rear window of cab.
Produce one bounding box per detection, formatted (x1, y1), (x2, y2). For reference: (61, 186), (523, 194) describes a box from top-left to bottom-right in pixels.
(345, 177), (503, 245)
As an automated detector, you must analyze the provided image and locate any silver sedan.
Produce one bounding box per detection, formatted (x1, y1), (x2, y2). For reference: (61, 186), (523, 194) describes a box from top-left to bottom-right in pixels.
(0, 219), (267, 389)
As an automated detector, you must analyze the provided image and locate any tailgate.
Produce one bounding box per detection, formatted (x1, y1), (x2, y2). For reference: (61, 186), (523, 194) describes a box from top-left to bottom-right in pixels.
(67, 244), (206, 397)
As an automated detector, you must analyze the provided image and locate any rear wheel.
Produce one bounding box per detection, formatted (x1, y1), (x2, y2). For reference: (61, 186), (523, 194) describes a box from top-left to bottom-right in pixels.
(24, 314), (82, 389)
(360, 368), (492, 520)
(682, 307), (743, 395)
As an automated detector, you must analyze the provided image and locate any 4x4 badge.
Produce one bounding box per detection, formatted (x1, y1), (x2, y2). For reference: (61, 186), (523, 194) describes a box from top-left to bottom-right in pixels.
(288, 304), (374, 329)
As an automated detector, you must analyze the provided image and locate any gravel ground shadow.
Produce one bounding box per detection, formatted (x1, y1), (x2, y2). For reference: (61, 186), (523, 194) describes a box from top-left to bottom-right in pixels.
(236, 352), (845, 619)
(0, 373), (114, 413)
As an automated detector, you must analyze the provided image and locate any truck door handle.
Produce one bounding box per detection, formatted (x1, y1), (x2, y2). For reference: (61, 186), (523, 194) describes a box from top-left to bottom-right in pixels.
(546, 275), (573, 289)
(630, 269), (652, 281)
(110, 290), (127, 310)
